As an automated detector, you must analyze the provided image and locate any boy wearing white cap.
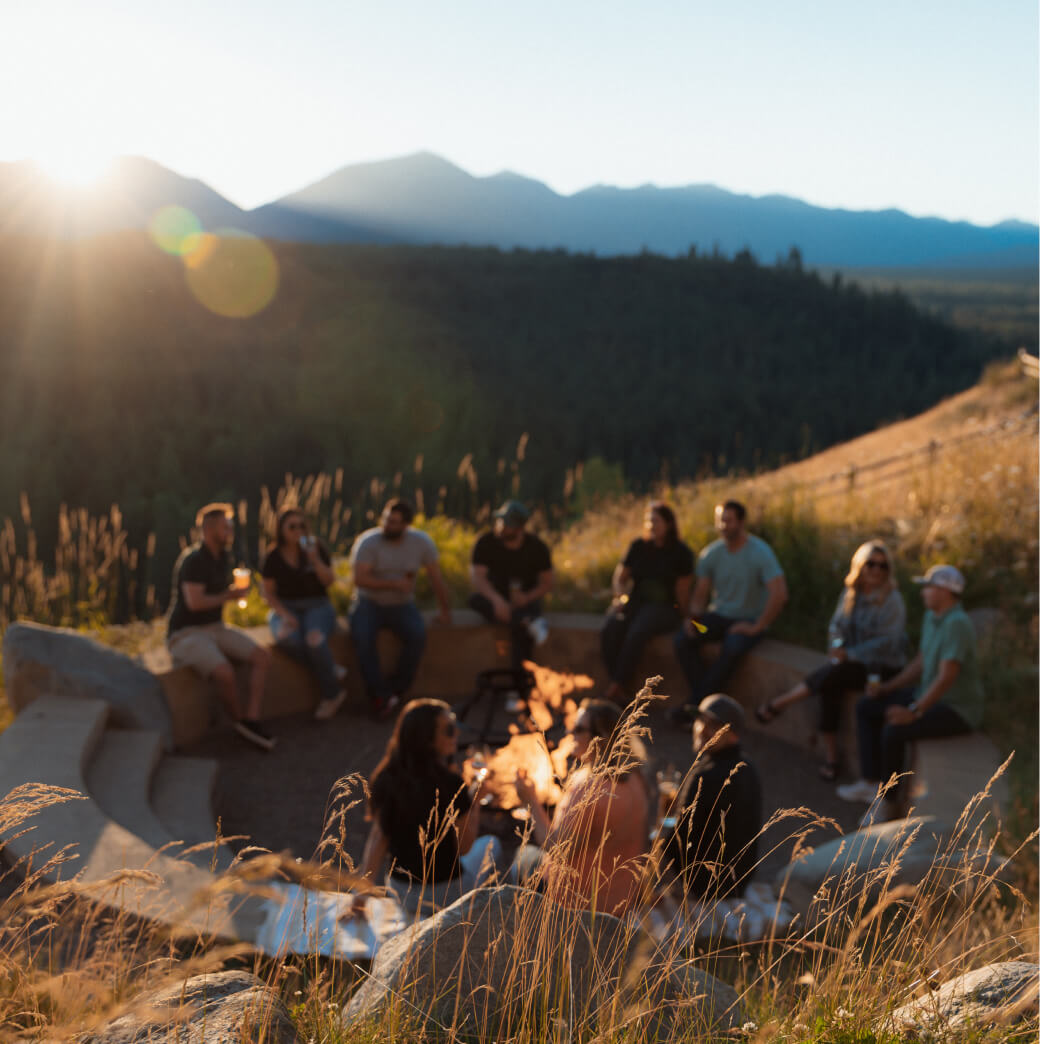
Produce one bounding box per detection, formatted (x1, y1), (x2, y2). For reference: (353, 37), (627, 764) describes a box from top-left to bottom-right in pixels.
(838, 564), (983, 821)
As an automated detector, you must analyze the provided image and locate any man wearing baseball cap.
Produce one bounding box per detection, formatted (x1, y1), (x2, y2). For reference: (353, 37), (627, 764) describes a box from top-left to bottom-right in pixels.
(468, 500), (554, 669)
(663, 693), (762, 903)
(838, 564), (982, 822)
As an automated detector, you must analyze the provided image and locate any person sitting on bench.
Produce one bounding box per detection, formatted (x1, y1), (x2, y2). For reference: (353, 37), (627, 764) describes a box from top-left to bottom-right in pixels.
(837, 564), (983, 825)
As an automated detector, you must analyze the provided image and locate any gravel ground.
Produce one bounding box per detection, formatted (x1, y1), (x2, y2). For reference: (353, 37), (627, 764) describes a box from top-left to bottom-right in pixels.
(184, 691), (869, 885)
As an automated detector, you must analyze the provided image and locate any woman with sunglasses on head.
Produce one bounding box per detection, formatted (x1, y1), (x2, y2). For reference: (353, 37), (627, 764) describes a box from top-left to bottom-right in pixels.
(754, 541), (907, 781)
(261, 507), (345, 721)
(358, 699), (500, 918)
(513, 697), (651, 918)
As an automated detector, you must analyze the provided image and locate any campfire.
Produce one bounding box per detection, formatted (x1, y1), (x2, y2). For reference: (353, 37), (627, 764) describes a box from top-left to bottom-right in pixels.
(464, 660), (595, 810)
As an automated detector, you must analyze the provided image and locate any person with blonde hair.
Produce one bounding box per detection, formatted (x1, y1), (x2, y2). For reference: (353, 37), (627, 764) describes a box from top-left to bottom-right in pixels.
(754, 540), (907, 780)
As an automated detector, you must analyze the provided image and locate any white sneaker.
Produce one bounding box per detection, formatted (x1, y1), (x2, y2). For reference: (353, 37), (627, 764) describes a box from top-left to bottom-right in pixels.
(836, 779), (880, 804)
(526, 616), (549, 645)
(314, 691), (347, 721)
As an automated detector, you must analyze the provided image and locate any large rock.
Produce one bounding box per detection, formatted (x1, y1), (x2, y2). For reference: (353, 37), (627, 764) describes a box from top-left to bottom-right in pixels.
(2, 621), (173, 748)
(343, 885), (742, 1040)
(885, 961), (1038, 1036)
(84, 969), (298, 1043)
(775, 816), (1000, 927)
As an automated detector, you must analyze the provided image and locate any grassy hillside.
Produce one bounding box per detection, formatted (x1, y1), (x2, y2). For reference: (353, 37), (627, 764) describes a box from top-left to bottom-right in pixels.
(0, 232), (1012, 611)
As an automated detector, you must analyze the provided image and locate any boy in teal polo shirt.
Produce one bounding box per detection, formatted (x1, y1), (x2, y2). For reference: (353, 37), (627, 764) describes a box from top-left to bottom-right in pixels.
(838, 564), (982, 822)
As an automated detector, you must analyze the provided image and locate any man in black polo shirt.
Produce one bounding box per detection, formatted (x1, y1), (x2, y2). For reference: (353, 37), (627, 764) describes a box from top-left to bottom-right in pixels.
(663, 693), (762, 903)
(468, 500), (554, 670)
(167, 503), (274, 750)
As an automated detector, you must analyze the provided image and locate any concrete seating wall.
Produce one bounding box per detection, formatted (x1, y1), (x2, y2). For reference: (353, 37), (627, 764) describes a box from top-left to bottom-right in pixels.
(156, 610), (841, 751)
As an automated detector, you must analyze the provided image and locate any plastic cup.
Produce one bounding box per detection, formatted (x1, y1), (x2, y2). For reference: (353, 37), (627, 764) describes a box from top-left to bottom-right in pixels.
(232, 567), (250, 609)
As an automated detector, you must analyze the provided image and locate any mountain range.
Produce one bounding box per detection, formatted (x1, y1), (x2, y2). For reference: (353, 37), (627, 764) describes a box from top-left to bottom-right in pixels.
(1, 152), (1036, 269)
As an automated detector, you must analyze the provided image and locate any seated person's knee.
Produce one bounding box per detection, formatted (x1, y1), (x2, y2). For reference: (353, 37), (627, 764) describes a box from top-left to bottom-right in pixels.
(210, 661), (235, 687)
(250, 645), (272, 668)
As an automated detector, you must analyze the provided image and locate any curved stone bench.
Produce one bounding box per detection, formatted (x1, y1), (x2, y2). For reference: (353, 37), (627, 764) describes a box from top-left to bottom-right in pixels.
(0, 697), (264, 942)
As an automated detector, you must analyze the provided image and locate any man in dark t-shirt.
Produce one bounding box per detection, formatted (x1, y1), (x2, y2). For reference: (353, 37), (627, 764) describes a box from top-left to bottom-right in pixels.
(166, 503), (273, 750)
(468, 500), (554, 669)
(663, 694), (762, 903)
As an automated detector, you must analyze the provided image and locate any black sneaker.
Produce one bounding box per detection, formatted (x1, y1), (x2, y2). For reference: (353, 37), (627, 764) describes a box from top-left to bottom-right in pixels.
(669, 704), (697, 728)
(234, 719), (276, 751)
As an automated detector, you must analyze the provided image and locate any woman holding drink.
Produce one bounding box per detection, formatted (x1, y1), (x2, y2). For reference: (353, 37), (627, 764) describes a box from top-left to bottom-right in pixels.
(261, 507), (346, 721)
(356, 699), (500, 918)
(754, 540), (907, 781)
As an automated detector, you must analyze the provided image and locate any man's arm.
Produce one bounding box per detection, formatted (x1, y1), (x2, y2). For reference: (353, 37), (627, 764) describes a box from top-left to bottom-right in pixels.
(517, 568), (554, 606)
(886, 659), (960, 724)
(731, 575), (788, 636)
(354, 560), (411, 594)
(470, 563), (511, 622)
(181, 581), (237, 612)
(424, 560), (452, 625)
(877, 651), (923, 695)
(687, 575), (712, 617)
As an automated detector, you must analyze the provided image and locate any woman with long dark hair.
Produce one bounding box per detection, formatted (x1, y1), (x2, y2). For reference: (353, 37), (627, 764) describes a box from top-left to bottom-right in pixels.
(261, 507), (345, 720)
(359, 698), (500, 917)
(601, 502), (694, 703)
(754, 540), (907, 780)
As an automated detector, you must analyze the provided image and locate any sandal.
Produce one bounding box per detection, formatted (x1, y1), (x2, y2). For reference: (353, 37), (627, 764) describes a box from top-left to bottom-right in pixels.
(754, 700), (781, 725)
(818, 757), (843, 782)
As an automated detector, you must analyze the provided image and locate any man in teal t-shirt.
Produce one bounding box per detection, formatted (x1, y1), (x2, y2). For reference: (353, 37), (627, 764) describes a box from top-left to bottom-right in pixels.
(838, 563), (982, 822)
(671, 500), (788, 726)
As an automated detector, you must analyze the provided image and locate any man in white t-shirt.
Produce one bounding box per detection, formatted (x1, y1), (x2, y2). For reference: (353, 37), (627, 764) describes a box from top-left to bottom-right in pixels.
(349, 499), (452, 718)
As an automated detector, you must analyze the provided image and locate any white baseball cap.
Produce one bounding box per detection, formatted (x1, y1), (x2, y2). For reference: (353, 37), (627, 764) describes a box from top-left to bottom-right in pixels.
(913, 564), (965, 595)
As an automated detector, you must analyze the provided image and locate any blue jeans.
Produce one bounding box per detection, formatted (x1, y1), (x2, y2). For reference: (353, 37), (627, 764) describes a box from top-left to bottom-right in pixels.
(855, 687), (971, 797)
(349, 597), (427, 704)
(269, 598), (339, 703)
(672, 612), (764, 706)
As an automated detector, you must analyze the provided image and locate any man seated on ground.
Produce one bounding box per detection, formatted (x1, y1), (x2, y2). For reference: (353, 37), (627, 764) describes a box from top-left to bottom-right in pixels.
(166, 503), (274, 750)
(838, 564), (983, 824)
(468, 500), (554, 670)
(513, 698), (651, 918)
(671, 500), (787, 726)
(349, 499), (452, 719)
(663, 694), (762, 904)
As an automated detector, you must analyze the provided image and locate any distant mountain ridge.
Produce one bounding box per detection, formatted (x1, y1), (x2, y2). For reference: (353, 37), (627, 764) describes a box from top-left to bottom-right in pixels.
(1, 151), (1036, 269)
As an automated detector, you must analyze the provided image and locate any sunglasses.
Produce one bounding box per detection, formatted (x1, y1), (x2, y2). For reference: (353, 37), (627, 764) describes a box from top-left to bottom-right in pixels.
(865, 559), (889, 571)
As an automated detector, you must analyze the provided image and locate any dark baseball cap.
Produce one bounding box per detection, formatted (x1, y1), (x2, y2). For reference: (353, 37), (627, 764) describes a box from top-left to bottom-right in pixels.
(697, 693), (745, 731)
(494, 500), (530, 527)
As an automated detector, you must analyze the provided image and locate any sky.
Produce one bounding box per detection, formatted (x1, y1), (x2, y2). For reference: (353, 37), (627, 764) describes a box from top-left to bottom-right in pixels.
(3, 0), (1038, 227)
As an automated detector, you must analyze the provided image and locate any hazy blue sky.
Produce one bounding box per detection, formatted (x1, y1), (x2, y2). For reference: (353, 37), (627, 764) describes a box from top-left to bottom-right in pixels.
(4, 0), (1037, 225)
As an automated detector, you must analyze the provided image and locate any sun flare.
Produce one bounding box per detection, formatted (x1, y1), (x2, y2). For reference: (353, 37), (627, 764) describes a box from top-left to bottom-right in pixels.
(34, 146), (115, 188)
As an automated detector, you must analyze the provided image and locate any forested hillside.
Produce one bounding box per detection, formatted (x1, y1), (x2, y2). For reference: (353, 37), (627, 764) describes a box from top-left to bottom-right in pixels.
(0, 232), (1007, 582)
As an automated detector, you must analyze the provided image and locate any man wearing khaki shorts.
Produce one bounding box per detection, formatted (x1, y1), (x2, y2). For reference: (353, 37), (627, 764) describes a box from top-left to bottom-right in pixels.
(167, 503), (274, 750)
